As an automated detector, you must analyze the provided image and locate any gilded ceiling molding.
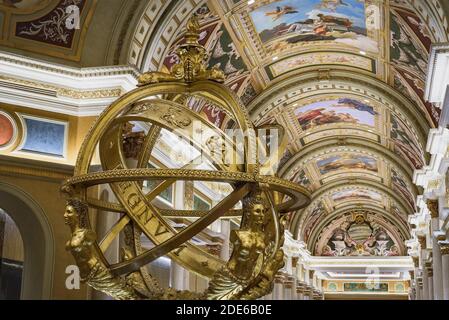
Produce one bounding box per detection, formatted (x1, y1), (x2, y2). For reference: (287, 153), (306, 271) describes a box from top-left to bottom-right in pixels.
(0, 52), (139, 116)
(128, 0), (206, 71)
(0, 52), (140, 78)
(248, 70), (431, 143)
(0, 154), (73, 182)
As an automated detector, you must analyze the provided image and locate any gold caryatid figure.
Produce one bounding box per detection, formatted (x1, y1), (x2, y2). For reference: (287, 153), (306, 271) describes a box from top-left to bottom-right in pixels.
(64, 199), (140, 300)
(137, 15), (225, 85)
(228, 190), (268, 280)
(62, 13), (310, 300)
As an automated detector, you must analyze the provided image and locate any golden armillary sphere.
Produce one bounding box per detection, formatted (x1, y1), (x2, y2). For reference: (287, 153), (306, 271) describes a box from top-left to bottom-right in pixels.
(61, 15), (310, 300)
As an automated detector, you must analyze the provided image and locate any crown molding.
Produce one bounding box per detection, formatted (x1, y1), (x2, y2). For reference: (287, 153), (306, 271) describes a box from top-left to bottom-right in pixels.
(0, 51), (140, 116)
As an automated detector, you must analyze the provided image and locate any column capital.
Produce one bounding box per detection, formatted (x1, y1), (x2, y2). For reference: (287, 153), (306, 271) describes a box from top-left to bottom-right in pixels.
(284, 281), (293, 289)
(417, 277), (423, 289)
(296, 281), (306, 293)
(292, 256), (299, 267)
(426, 199), (439, 219)
(412, 256), (419, 267)
(303, 285), (312, 295)
(427, 267), (433, 277)
(439, 242), (449, 255)
(418, 235), (427, 248)
(312, 289), (321, 300)
(274, 273), (286, 284)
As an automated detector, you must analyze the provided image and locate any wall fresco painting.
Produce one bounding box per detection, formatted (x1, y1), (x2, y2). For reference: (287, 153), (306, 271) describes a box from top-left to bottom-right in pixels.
(21, 117), (66, 157)
(390, 114), (424, 169)
(292, 169), (311, 187)
(317, 153), (378, 175)
(208, 26), (248, 80)
(303, 201), (326, 242)
(394, 9), (432, 52)
(391, 169), (415, 210)
(295, 98), (377, 131)
(392, 204), (408, 225)
(343, 282), (389, 292)
(250, 0), (373, 51)
(321, 215), (399, 257)
(396, 68), (440, 125)
(390, 12), (428, 78)
(0, 11), (4, 34)
(200, 104), (226, 127)
(278, 149), (293, 170)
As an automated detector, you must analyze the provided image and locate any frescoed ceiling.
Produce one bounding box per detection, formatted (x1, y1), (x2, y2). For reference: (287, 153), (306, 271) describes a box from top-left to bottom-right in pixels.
(161, 0), (444, 256)
(1, 0), (448, 258)
(0, 0), (150, 66)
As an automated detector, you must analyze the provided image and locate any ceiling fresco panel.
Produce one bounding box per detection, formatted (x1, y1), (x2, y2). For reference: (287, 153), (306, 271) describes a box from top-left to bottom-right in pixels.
(317, 153), (378, 175)
(295, 98), (378, 131)
(249, 0), (375, 52)
(265, 51), (376, 79)
(331, 188), (382, 203)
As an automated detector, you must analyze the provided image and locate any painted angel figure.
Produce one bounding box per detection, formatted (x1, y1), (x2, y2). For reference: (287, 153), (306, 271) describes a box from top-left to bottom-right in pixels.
(264, 6), (299, 21)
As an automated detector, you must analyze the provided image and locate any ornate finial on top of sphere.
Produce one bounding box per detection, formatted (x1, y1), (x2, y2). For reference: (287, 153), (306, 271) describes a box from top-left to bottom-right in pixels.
(137, 15), (225, 86)
(185, 15), (201, 45)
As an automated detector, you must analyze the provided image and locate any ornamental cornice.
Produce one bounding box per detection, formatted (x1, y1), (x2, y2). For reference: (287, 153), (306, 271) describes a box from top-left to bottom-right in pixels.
(0, 52), (139, 116)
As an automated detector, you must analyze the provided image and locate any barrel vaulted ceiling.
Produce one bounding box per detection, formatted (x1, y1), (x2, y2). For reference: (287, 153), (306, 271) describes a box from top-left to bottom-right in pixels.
(1, 0), (449, 257)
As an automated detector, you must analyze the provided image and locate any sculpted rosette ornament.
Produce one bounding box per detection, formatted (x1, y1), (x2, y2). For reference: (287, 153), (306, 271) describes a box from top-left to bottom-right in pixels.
(61, 15), (310, 300)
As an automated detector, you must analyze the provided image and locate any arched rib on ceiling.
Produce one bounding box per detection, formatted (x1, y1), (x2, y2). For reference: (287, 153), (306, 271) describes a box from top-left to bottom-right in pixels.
(247, 69), (428, 256)
(128, 0), (207, 72)
(126, 0), (447, 257)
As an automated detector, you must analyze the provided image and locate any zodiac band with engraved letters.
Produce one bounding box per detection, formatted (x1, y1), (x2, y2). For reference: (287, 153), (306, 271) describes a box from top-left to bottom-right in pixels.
(61, 15), (310, 300)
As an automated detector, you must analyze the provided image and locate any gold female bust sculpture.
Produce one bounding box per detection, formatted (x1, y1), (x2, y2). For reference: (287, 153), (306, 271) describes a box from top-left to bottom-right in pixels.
(64, 200), (98, 281)
(64, 199), (139, 299)
(227, 191), (268, 281)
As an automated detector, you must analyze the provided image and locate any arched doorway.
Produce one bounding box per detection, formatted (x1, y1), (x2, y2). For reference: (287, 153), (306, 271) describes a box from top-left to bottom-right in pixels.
(0, 208), (24, 299)
(0, 182), (54, 299)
